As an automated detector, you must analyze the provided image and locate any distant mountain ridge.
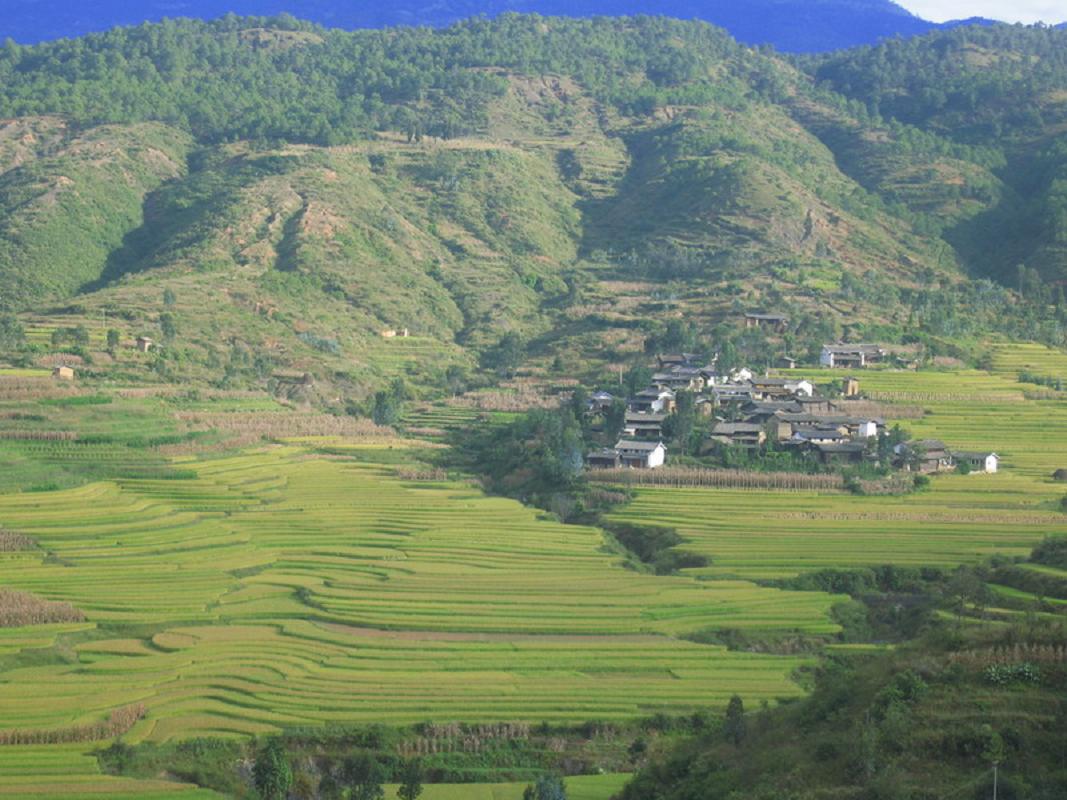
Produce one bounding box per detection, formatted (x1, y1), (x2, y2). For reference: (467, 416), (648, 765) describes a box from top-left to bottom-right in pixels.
(0, 0), (981, 52)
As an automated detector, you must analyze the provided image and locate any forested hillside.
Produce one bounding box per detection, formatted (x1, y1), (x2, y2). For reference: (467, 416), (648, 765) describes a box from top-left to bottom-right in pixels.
(0, 15), (1064, 398)
(808, 24), (1067, 288)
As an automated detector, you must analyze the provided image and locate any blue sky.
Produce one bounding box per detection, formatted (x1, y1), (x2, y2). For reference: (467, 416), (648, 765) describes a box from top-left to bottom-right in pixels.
(898, 0), (1067, 23)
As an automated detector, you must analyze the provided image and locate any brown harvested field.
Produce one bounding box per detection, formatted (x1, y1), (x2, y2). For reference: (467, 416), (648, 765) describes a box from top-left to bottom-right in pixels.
(0, 589), (84, 627)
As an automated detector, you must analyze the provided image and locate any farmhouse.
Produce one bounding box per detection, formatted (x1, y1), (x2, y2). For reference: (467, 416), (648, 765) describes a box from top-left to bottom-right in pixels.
(707, 422), (766, 450)
(896, 439), (954, 473)
(380, 328), (410, 339)
(954, 451), (999, 474)
(812, 442), (867, 466)
(792, 428), (852, 446)
(52, 366), (75, 381)
(630, 387), (676, 414)
(750, 377), (814, 400)
(652, 367), (706, 392)
(586, 449), (622, 470)
(794, 396), (839, 415)
(820, 344), (886, 369)
(615, 440), (667, 469)
(587, 391), (616, 413)
(744, 312), (789, 332)
(712, 385), (755, 407)
(135, 336), (154, 353)
(624, 412), (668, 440)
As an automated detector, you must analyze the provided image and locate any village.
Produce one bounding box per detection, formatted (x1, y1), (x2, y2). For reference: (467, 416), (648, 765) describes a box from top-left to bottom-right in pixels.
(585, 324), (999, 477)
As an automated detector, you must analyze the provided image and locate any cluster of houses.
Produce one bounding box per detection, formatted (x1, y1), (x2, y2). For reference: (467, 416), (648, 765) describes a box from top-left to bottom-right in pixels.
(585, 350), (998, 475)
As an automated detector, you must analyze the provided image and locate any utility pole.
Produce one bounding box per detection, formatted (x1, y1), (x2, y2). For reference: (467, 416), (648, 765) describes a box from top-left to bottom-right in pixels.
(992, 761), (998, 800)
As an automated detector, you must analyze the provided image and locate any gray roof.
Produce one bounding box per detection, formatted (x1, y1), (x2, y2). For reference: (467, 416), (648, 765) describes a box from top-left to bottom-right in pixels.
(588, 449), (621, 460)
(615, 440), (666, 452)
(823, 343), (885, 354)
(625, 412), (668, 423)
(813, 443), (867, 454)
(713, 423), (764, 435)
(746, 313), (788, 321)
(793, 429), (851, 441)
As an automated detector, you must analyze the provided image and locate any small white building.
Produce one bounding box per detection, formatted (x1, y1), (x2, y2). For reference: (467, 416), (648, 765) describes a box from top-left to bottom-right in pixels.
(854, 419), (880, 439)
(956, 451), (999, 474)
(615, 440), (667, 470)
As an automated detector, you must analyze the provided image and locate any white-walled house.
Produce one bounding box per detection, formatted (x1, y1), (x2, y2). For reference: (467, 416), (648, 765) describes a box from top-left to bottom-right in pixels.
(854, 419), (880, 439)
(955, 451), (999, 474)
(615, 440), (667, 469)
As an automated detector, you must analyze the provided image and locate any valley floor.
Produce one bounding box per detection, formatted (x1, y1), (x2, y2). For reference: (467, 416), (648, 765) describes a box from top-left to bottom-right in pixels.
(0, 345), (1065, 795)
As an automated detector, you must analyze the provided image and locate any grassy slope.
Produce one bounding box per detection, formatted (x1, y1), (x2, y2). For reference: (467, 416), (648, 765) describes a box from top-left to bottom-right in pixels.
(0, 121), (193, 308)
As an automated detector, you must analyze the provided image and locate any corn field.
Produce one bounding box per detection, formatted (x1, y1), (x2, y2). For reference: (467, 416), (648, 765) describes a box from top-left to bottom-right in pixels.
(0, 588), (85, 627)
(0, 529), (35, 552)
(0, 704), (145, 746)
(175, 411), (393, 445)
(588, 467), (848, 491)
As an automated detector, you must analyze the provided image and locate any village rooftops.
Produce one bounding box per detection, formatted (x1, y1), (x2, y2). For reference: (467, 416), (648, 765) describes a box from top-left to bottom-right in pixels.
(775, 412), (884, 426)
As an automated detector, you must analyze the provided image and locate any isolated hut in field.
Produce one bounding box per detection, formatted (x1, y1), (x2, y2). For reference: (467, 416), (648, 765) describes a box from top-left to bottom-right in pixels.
(52, 366), (75, 381)
(380, 328), (410, 339)
(954, 451), (999, 474)
(820, 344), (886, 369)
(744, 312), (789, 333)
(135, 336), (154, 353)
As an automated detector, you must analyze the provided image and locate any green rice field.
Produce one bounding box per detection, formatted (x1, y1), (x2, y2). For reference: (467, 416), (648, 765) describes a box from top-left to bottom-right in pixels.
(0, 447), (829, 745)
(0, 745), (222, 798)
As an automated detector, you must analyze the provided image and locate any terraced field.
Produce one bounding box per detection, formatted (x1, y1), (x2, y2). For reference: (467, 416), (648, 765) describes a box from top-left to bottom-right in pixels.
(0, 447), (829, 746)
(3, 347), (1064, 796)
(0, 746), (221, 799)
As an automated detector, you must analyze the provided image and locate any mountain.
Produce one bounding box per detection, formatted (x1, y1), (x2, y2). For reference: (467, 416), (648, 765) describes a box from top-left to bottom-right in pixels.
(0, 15), (1063, 398)
(0, 0), (945, 53)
